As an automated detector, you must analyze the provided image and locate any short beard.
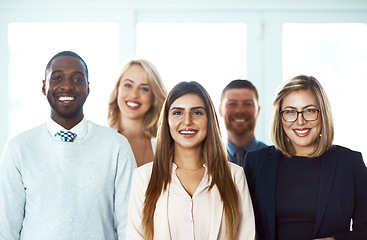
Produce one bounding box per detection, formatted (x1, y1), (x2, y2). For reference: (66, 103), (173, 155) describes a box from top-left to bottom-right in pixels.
(225, 120), (255, 137)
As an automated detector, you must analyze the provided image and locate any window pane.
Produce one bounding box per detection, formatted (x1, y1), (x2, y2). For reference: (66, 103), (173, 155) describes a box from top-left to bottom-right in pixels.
(136, 23), (247, 138)
(136, 23), (247, 106)
(283, 23), (367, 159)
(8, 23), (119, 137)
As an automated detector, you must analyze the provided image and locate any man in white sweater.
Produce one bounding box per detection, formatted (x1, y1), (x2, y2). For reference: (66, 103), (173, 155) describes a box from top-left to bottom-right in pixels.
(0, 51), (137, 240)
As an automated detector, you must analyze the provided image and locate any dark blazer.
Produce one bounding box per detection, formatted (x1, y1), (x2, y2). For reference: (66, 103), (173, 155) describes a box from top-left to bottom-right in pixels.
(244, 145), (367, 240)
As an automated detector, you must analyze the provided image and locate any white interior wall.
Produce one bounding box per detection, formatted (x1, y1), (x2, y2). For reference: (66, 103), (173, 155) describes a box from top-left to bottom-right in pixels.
(1, 0), (367, 153)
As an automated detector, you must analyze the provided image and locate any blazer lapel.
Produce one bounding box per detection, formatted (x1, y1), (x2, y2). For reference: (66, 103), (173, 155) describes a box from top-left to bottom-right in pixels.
(265, 148), (281, 240)
(313, 147), (338, 238)
(209, 184), (224, 239)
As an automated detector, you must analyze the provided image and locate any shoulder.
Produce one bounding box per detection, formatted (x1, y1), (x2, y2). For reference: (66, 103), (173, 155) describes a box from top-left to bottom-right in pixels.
(330, 145), (361, 155)
(88, 121), (130, 144)
(247, 145), (278, 158)
(6, 123), (47, 146)
(228, 162), (246, 181)
(1, 124), (48, 163)
(89, 121), (119, 136)
(228, 161), (243, 172)
(133, 162), (154, 183)
(244, 146), (281, 171)
(326, 145), (364, 165)
(137, 162), (153, 174)
(254, 138), (268, 148)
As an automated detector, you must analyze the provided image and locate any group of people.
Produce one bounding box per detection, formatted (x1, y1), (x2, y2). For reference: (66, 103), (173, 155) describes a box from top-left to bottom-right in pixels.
(0, 50), (366, 240)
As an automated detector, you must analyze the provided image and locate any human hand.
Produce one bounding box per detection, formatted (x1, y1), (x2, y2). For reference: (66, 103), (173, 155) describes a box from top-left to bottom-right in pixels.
(314, 237), (335, 240)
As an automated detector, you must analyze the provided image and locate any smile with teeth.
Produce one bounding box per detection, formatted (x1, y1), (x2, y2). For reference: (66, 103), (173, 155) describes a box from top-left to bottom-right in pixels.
(59, 96), (75, 101)
(126, 101), (140, 108)
(179, 129), (198, 135)
(294, 129), (310, 134)
(233, 119), (246, 122)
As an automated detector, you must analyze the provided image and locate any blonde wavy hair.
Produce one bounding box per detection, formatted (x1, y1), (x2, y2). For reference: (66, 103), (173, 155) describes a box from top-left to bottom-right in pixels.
(271, 75), (334, 158)
(107, 59), (167, 138)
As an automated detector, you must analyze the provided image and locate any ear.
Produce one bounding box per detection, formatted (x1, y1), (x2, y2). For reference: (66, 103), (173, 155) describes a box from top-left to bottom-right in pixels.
(219, 104), (223, 117)
(256, 105), (261, 118)
(86, 82), (90, 97)
(42, 80), (46, 96)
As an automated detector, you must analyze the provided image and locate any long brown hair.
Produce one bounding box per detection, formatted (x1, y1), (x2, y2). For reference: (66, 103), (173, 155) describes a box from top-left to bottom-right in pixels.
(142, 81), (240, 240)
(107, 59), (167, 138)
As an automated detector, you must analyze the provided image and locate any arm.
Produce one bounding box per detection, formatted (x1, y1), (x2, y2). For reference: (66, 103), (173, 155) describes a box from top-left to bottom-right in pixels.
(0, 143), (25, 240)
(115, 143), (137, 240)
(126, 168), (147, 240)
(330, 152), (367, 240)
(234, 166), (256, 240)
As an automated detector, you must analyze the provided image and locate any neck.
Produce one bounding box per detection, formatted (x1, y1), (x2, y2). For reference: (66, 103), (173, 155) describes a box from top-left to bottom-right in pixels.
(119, 116), (146, 139)
(52, 115), (83, 130)
(173, 145), (204, 170)
(227, 131), (254, 148)
(293, 144), (316, 157)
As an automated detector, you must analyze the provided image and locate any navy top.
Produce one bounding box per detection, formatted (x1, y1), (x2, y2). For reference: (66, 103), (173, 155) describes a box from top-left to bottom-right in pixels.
(275, 155), (321, 240)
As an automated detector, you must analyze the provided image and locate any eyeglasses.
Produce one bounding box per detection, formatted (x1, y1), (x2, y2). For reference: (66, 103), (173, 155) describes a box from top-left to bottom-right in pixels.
(280, 109), (320, 122)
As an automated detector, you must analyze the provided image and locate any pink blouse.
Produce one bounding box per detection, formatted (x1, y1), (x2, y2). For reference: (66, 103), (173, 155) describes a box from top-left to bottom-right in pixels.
(168, 163), (211, 240)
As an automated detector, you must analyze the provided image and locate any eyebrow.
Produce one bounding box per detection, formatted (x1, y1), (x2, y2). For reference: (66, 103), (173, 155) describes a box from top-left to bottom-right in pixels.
(51, 70), (63, 75)
(51, 70), (85, 76)
(122, 79), (150, 86)
(170, 106), (205, 112)
(283, 104), (318, 109)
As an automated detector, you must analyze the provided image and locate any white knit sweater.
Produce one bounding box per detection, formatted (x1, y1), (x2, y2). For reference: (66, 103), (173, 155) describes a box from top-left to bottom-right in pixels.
(0, 121), (136, 240)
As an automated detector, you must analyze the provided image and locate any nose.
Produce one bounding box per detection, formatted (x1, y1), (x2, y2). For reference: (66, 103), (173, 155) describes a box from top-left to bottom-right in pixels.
(129, 87), (140, 99)
(60, 79), (76, 91)
(296, 112), (307, 125)
(235, 103), (246, 113)
(183, 113), (192, 126)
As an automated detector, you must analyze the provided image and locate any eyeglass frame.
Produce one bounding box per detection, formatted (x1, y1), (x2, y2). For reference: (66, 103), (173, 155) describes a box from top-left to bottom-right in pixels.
(280, 109), (320, 122)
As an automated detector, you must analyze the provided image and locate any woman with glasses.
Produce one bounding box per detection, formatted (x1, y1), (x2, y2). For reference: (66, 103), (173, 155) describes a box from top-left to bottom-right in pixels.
(127, 81), (255, 240)
(244, 75), (367, 240)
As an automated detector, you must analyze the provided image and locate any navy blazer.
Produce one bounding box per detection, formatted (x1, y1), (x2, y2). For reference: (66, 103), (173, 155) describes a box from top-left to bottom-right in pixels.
(244, 145), (367, 240)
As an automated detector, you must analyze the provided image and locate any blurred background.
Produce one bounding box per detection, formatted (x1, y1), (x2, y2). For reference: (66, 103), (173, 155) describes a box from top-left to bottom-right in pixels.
(0, 0), (366, 160)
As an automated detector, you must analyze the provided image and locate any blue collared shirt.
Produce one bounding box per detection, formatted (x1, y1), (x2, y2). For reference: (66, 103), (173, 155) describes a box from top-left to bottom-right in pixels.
(227, 137), (267, 166)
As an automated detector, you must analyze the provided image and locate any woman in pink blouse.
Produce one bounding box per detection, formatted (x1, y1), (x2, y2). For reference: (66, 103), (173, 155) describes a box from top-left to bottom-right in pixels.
(127, 81), (255, 240)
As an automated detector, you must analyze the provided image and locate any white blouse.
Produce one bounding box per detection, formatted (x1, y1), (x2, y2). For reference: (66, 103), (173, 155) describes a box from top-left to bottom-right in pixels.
(168, 163), (212, 240)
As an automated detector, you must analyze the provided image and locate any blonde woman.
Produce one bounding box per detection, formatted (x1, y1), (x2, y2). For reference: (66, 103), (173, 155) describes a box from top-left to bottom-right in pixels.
(108, 59), (167, 166)
(244, 75), (367, 240)
(127, 81), (255, 240)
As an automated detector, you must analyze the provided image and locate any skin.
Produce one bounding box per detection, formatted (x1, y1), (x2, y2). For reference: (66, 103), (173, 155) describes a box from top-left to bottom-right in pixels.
(42, 56), (89, 130)
(281, 90), (322, 156)
(117, 64), (154, 167)
(168, 93), (208, 196)
(117, 64), (153, 122)
(219, 88), (260, 148)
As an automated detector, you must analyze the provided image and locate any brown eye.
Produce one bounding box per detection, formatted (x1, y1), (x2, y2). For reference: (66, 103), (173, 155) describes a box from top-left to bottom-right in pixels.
(52, 76), (61, 81)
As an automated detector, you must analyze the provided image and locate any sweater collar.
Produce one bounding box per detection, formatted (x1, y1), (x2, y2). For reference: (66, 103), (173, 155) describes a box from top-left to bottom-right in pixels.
(47, 117), (88, 142)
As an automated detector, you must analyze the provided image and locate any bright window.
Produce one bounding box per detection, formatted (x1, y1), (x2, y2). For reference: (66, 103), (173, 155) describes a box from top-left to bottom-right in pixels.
(8, 22), (119, 137)
(136, 23), (247, 138)
(136, 23), (247, 107)
(283, 23), (367, 158)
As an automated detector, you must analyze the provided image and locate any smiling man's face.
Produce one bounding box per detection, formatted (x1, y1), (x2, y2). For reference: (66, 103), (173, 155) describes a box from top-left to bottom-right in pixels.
(220, 88), (260, 137)
(42, 55), (89, 128)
